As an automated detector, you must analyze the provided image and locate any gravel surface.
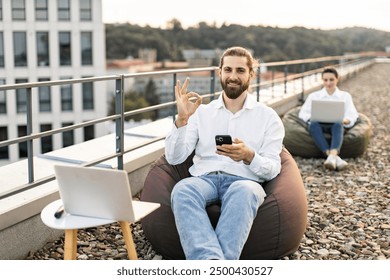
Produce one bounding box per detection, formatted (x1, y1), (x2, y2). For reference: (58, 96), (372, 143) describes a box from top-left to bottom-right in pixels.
(28, 63), (390, 260)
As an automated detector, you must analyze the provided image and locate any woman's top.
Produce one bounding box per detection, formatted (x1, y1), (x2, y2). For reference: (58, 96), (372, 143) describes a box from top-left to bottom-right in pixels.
(299, 87), (359, 128)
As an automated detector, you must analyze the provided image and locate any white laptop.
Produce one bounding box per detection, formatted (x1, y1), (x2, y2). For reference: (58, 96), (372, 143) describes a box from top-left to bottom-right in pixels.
(311, 100), (345, 123)
(53, 165), (160, 222)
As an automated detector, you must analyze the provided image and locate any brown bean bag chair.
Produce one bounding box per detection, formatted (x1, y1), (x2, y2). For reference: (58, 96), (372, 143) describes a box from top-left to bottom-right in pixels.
(140, 147), (307, 260)
(282, 107), (372, 158)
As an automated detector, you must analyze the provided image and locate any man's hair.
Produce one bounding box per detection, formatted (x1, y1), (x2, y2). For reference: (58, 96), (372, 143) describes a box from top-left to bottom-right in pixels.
(322, 67), (339, 78)
(219, 46), (259, 73)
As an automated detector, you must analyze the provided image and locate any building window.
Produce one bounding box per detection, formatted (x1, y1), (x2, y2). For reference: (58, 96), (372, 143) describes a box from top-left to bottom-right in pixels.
(13, 32), (27, 67)
(12, 0), (25, 20)
(58, 0), (70, 21)
(59, 32), (71, 66)
(0, 79), (5, 114)
(0, 91), (5, 114)
(0, 32), (4, 67)
(82, 80), (94, 110)
(40, 124), (52, 153)
(60, 79), (73, 111)
(35, 0), (48, 20)
(83, 125), (94, 141)
(36, 32), (49, 66)
(38, 78), (51, 112)
(16, 79), (28, 113)
(18, 125), (27, 158)
(0, 1), (3, 21)
(81, 32), (93, 65)
(80, 0), (92, 21)
(0, 126), (8, 159)
(62, 122), (74, 147)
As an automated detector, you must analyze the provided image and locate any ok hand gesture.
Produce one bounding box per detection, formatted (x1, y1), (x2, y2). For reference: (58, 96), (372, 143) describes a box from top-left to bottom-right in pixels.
(175, 77), (202, 127)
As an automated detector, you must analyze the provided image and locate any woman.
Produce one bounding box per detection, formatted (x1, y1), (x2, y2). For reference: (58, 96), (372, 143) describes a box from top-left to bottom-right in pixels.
(299, 67), (358, 171)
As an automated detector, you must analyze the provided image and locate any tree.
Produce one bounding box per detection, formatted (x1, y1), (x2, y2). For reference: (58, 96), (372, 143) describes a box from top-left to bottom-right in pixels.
(106, 23), (390, 62)
(144, 79), (160, 120)
(166, 18), (183, 31)
(108, 90), (153, 122)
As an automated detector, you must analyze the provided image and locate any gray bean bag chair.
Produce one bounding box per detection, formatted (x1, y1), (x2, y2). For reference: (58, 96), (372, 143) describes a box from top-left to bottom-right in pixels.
(282, 107), (372, 158)
(140, 147), (307, 260)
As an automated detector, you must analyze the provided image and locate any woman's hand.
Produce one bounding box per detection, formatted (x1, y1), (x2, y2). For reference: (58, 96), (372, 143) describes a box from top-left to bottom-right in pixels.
(175, 77), (202, 127)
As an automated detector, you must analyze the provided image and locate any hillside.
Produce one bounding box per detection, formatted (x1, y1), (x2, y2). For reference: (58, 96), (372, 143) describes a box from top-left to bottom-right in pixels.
(105, 22), (390, 62)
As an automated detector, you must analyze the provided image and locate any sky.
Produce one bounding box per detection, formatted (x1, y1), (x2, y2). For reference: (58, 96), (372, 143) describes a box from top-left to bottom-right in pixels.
(102, 0), (390, 32)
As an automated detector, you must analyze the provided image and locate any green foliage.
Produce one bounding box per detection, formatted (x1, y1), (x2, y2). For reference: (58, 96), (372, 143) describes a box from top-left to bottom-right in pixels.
(108, 90), (153, 122)
(106, 22), (390, 62)
(144, 79), (160, 121)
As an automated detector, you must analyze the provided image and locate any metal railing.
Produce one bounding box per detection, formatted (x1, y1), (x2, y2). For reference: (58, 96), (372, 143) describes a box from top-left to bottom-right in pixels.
(0, 52), (381, 200)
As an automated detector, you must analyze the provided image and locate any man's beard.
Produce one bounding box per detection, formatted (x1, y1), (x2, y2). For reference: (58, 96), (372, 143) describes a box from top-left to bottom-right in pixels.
(221, 78), (250, 99)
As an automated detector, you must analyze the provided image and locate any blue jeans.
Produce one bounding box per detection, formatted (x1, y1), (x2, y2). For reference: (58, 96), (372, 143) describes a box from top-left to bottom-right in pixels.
(171, 173), (266, 260)
(309, 121), (344, 154)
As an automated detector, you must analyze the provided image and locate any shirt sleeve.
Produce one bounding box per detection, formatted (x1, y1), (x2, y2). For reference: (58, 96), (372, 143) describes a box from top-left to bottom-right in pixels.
(343, 93), (359, 128)
(165, 114), (199, 165)
(248, 112), (285, 182)
(298, 94), (313, 123)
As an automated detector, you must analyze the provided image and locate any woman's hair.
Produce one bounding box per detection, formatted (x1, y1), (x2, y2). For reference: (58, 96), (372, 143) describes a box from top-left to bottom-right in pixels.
(219, 46), (259, 73)
(322, 67), (339, 78)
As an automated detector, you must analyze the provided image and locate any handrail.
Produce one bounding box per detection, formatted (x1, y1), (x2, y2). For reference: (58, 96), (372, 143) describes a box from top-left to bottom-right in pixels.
(0, 52), (380, 200)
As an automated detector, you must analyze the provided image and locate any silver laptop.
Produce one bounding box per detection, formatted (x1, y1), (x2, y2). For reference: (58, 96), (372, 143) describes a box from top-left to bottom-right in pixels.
(54, 165), (160, 222)
(311, 100), (345, 123)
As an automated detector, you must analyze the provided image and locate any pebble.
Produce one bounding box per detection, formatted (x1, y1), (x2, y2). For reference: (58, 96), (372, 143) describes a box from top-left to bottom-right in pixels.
(329, 250), (341, 255)
(27, 63), (390, 261)
(317, 249), (329, 257)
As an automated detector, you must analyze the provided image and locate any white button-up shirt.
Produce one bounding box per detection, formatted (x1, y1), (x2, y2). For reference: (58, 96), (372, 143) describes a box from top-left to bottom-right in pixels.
(298, 87), (359, 128)
(165, 93), (285, 183)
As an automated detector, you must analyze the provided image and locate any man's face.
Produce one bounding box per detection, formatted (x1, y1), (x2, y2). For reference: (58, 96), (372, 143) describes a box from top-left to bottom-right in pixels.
(219, 56), (252, 99)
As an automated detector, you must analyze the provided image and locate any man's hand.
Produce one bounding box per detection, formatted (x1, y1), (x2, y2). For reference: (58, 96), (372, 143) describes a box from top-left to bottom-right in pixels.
(175, 77), (202, 127)
(216, 138), (255, 165)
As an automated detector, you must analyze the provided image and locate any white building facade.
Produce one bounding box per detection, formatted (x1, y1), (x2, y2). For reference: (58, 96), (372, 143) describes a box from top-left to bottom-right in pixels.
(0, 0), (106, 165)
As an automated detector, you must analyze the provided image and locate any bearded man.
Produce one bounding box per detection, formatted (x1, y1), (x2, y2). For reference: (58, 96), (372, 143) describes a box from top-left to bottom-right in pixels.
(165, 46), (285, 260)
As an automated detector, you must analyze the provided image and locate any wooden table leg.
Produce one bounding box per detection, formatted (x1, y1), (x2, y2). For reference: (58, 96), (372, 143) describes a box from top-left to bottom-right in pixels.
(119, 221), (138, 260)
(64, 229), (78, 260)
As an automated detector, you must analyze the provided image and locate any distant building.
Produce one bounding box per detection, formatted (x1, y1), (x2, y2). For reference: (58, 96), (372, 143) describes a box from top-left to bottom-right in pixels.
(182, 49), (223, 67)
(106, 58), (155, 99)
(181, 48), (259, 69)
(0, 0), (106, 165)
(138, 48), (157, 64)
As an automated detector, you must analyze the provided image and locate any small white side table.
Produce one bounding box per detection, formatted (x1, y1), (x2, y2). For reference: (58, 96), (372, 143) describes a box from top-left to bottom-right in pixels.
(41, 199), (160, 260)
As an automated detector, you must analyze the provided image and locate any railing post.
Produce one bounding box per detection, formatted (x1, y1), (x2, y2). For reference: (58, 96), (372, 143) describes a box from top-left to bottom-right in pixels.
(172, 73), (177, 121)
(210, 70), (215, 101)
(256, 66), (261, 102)
(284, 65), (288, 95)
(26, 87), (34, 183)
(300, 64), (305, 102)
(115, 76), (124, 170)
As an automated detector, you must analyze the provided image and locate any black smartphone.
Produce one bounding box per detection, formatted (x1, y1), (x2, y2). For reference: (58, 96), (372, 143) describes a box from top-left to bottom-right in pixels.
(215, 135), (232, 146)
